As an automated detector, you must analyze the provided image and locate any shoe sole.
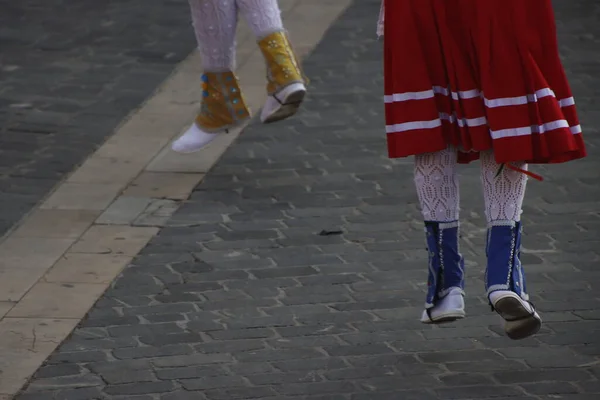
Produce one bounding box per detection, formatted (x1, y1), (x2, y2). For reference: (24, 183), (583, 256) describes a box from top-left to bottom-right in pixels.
(494, 296), (542, 340)
(262, 89), (306, 124)
(421, 312), (465, 325)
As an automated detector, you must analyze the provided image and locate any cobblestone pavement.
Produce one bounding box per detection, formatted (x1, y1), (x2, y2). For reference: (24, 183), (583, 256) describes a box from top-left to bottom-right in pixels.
(0, 0), (195, 237)
(17, 0), (600, 399)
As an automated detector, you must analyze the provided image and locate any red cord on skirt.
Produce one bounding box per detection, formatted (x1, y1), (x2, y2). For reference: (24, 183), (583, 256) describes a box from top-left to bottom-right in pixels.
(496, 164), (544, 182)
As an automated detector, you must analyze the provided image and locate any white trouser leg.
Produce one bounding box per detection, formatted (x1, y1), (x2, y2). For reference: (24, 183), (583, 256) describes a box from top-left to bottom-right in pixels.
(236, 0), (283, 38)
(190, 0), (238, 71)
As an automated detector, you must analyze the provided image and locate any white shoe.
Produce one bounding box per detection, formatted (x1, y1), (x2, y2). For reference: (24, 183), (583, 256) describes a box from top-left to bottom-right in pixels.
(489, 290), (542, 340)
(420, 288), (466, 324)
(260, 82), (306, 124)
(171, 124), (219, 154)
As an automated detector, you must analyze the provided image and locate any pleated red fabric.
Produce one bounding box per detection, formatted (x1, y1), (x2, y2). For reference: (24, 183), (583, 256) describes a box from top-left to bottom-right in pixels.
(383, 0), (586, 164)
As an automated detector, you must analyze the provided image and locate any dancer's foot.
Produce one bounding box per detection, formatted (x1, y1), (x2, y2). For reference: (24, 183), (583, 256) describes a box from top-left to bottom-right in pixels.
(421, 221), (465, 324)
(261, 82), (306, 124)
(490, 290), (541, 340)
(258, 31), (306, 123)
(421, 287), (465, 324)
(171, 71), (250, 154)
(485, 222), (539, 340)
(171, 124), (219, 153)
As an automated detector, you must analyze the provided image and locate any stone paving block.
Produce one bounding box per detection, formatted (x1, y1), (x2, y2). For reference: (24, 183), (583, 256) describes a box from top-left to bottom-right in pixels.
(116, 111), (189, 141)
(133, 199), (180, 227)
(94, 135), (171, 167)
(69, 225), (159, 256)
(0, 237), (74, 302)
(7, 282), (108, 319)
(0, 267), (46, 305)
(66, 155), (147, 186)
(11, 209), (99, 239)
(40, 182), (124, 211)
(0, 302), (15, 319)
(43, 253), (131, 284)
(96, 196), (154, 225)
(138, 92), (199, 120)
(123, 172), (205, 200)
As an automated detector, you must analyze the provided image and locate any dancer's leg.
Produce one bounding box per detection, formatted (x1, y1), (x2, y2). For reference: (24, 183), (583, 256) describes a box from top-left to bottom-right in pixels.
(414, 147), (465, 324)
(235, 0), (283, 37)
(414, 146), (460, 223)
(172, 0), (251, 153)
(192, 0), (238, 71)
(480, 150), (527, 224)
(237, 0), (307, 124)
(480, 150), (541, 339)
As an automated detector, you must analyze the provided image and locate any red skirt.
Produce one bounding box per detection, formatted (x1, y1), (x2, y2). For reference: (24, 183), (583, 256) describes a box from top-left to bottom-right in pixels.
(383, 0), (586, 164)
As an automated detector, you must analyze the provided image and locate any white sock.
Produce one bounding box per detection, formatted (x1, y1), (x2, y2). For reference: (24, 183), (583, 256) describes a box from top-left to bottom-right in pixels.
(414, 147), (460, 222)
(236, 0), (284, 38)
(480, 150), (528, 223)
(189, 0), (238, 71)
(172, 124), (218, 154)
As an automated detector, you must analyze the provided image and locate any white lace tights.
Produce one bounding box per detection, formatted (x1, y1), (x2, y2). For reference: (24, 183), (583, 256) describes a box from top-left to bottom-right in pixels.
(414, 148), (528, 223)
(414, 147), (460, 222)
(188, 0), (284, 71)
